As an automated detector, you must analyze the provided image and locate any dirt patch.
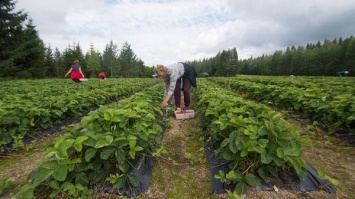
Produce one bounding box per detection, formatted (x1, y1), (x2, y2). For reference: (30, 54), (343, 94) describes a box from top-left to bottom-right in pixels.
(289, 117), (355, 199)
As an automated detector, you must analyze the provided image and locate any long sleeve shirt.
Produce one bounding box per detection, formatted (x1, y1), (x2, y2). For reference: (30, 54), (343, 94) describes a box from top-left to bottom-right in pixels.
(165, 63), (185, 95)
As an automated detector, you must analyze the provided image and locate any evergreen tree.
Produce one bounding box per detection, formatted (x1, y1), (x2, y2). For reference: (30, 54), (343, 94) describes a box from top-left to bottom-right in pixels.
(44, 44), (55, 77)
(0, 0), (28, 77)
(14, 19), (45, 78)
(290, 46), (305, 75)
(119, 42), (138, 77)
(85, 44), (101, 77)
(102, 40), (119, 77)
(53, 48), (62, 77)
(270, 50), (283, 75)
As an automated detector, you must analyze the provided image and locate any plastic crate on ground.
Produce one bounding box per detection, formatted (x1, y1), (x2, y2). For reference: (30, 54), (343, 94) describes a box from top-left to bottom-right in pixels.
(175, 110), (195, 120)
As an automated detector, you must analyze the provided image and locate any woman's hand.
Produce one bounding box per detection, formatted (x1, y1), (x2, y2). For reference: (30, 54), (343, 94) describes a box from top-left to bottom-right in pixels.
(161, 101), (168, 108)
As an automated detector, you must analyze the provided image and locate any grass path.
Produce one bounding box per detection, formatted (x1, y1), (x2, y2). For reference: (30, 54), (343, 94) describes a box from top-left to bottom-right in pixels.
(138, 117), (226, 199)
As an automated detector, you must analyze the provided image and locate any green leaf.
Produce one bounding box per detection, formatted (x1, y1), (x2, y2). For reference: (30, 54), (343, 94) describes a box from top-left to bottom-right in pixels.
(244, 173), (260, 187)
(257, 167), (269, 179)
(49, 190), (61, 198)
(100, 147), (116, 160)
(52, 164), (68, 181)
(240, 149), (248, 157)
(138, 133), (148, 141)
(74, 136), (88, 152)
(41, 161), (58, 170)
(220, 138), (230, 148)
(229, 132), (238, 153)
(95, 136), (113, 148)
(258, 139), (269, 148)
(276, 148), (284, 158)
(33, 168), (55, 187)
(266, 165), (279, 177)
(134, 146), (143, 152)
(226, 170), (236, 180)
(15, 184), (35, 199)
(56, 139), (75, 158)
(85, 148), (97, 162)
(129, 149), (136, 159)
(127, 173), (139, 187)
(235, 180), (247, 194)
(257, 126), (269, 136)
(115, 149), (126, 163)
(115, 175), (126, 188)
(49, 180), (60, 190)
(260, 153), (273, 164)
(119, 161), (130, 173)
(221, 150), (233, 160)
(127, 135), (137, 149)
(104, 109), (121, 122)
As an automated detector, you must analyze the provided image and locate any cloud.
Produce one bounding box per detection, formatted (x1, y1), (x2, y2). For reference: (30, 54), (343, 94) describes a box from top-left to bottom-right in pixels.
(16, 0), (355, 66)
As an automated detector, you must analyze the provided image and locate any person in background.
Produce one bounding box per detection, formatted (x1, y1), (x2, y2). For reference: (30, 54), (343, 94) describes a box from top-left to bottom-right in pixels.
(155, 62), (197, 112)
(65, 59), (85, 83)
(98, 72), (106, 81)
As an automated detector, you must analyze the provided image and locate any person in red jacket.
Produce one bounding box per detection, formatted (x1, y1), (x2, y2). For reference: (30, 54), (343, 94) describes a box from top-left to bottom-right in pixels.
(98, 72), (106, 81)
(65, 59), (85, 83)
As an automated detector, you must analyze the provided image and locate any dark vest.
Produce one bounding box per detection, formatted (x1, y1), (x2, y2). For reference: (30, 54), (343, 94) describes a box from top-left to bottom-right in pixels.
(180, 62), (197, 87)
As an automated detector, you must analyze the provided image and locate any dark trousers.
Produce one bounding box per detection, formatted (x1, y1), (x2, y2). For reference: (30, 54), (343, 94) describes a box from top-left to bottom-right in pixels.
(174, 77), (191, 108)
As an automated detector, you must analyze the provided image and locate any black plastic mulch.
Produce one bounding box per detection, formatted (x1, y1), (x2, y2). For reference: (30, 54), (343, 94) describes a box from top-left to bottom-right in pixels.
(204, 145), (336, 195)
(103, 154), (155, 198)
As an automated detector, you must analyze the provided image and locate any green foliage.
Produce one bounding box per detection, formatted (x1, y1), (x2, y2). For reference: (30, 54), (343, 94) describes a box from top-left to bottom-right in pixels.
(196, 80), (309, 194)
(0, 0), (28, 77)
(14, 85), (164, 198)
(0, 177), (15, 196)
(211, 76), (355, 134)
(0, 78), (158, 153)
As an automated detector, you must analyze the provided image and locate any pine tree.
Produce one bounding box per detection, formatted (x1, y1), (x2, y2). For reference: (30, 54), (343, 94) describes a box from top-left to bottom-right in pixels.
(0, 0), (28, 77)
(18, 19), (45, 78)
(102, 40), (119, 77)
(53, 48), (62, 77)
(85, 44), (101, 77)
(44, 44), (55, 77)
(119, 42), (138, 77)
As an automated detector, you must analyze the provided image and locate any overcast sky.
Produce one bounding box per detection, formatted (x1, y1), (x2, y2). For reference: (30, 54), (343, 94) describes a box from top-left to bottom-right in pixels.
(16, 0), (355, 66)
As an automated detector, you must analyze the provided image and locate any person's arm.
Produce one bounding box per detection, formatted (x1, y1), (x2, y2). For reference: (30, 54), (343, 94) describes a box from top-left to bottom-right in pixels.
(161, 75), (179, 108)
(161, 94), (172, 108)
(65, 68), (72, 77)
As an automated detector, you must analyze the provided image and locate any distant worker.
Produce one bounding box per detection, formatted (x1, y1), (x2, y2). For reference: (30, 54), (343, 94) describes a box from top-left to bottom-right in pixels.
(98, 72), (106, 81)
(337, 71), (349, 77)
(155, 62), (197, 112)
(65, 59), (85, 83)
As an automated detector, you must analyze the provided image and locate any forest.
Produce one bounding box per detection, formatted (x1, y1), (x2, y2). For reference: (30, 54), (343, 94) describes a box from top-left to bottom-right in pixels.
(1, 0), (354, 79)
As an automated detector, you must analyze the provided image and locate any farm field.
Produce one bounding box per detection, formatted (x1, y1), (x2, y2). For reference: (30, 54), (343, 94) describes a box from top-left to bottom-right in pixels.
(0, 76), (354, 199)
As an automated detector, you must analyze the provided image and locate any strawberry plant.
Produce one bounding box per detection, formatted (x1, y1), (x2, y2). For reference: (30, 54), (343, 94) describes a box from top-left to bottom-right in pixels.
(196, 79), (309, 194)
(0, 78), (158, 153)
(14, 86), (165, 198)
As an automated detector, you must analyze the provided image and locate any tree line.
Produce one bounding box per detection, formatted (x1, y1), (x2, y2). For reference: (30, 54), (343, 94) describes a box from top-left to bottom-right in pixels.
(0, 0), (154, 79)
(188, 36), (355, 77)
